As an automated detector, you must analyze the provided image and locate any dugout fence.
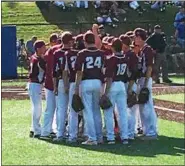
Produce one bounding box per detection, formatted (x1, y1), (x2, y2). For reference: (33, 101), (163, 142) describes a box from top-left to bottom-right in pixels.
(2, 21), (175, 79)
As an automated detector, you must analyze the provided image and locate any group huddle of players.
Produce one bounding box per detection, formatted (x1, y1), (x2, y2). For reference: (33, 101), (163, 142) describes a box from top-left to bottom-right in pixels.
(28, 24), (158, 145)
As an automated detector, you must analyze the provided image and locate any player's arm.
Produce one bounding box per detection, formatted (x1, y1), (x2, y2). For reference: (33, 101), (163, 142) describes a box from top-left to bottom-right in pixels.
(53, 52), (59, 95)
(74, 53), (83, 95)
(144, 48), (153, 88)
(92, 24), (102, 49)
(103, 57), (113, 95)
(62, 54), (69, 94)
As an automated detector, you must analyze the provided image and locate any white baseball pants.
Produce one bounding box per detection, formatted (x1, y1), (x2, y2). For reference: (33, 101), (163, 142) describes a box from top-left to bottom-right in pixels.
(41, 88), (57, 136)
(104, 81), (128, 141)
(55, 79), (69, 138)
(28, 82), (42, 135)
(68, 82), (79, 140)
(138, 77), (158, 136)
(81, 79), (103, 141)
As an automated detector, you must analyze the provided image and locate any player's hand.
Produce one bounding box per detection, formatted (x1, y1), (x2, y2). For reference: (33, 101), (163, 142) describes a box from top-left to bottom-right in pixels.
(92, 24), (99, 34)
(54, 88), (58, 96)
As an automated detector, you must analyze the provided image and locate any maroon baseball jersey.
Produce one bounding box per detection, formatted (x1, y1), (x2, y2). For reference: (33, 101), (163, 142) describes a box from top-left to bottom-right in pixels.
(105, 52), (129, 83)
(44, 44), (62, 91)
(29, 54), (46, 84)
(53, 48), (70, 79)
(124, 50), (138, 81)
(65, 49), (79, 83)
(137, 44), (154, 78)
(75, 47), (105, 81)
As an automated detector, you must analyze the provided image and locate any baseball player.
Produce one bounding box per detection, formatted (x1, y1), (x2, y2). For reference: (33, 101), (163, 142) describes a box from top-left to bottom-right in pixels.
(103, 38), (130, 144)
(66, 34), (85, 143)
(28, 40), (46, 138)
(133, 28), (158, 140)
(119, 35), (139, 140)
(52, 31), (74, 141)
(40, 34), (62, 139)
(130, 41), (143, 135)
(75, 31), (104, 145)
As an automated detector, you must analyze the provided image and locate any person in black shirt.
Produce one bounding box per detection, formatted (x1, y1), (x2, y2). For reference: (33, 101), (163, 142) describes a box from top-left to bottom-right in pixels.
(146, 25), (172, 84)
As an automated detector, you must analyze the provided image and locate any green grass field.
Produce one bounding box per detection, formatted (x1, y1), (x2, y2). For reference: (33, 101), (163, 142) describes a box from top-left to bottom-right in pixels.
(2, 79), (27, 87)
(2, 99), (185, 165)
(169, 76), (185, 84)
(154, 93), (184, 104)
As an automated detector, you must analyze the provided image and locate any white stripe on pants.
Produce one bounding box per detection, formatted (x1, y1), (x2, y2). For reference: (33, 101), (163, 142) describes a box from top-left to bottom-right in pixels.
(41, 88), (57, 136)
(138, 77), (158, 136)
(55, 79), (69, 138)
(68, 82), (79, 140)
(104, 81), (128, 141)
(81, 79), (103, 141)
(28, 82), (42, 135)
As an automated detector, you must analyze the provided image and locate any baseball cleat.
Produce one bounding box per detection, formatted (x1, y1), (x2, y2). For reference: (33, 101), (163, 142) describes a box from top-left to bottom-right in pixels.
(81, 140), (98, 145)
(122, 139), (129, 145)
(107, 140), (115, 145)
(97, 139), (104, 144)
(29, 131), (34, 138)
(33, 134), (41, 139)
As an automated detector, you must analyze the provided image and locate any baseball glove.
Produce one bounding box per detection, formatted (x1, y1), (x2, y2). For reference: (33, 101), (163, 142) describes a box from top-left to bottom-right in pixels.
(99, 95), (112, 110)
(138, 88), (150, 104)
(127, 91), (137, 108)
(72, 94), (84, 113)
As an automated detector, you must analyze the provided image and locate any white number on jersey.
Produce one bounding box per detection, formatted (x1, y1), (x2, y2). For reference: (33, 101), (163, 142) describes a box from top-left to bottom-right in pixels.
(117, 64), (127, 75)
(86, 57), (102, 69)
(55, 57), (63, 71)
(70, 56), (77, 70)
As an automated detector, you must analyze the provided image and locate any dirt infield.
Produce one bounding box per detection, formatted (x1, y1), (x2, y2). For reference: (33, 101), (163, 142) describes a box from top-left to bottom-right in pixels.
(2, 85), (185, 123)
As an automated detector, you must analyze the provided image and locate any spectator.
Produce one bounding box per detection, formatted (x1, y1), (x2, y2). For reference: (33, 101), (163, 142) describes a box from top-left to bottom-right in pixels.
(94, 0), (101, 9)
(146, 25), (172, 83)
(151, 1), (166, 12)
(26, 36), (37, 57)
(96, 2), (113, 26)
(129, 0), (146, 15)
(174, 6), (185, 28)
(166, 36), (184, 71)
(53, 1), (65, 9)
(110, 1), (126, 20)
(175, 17), (185, 49)
(75, 1), (88, 9)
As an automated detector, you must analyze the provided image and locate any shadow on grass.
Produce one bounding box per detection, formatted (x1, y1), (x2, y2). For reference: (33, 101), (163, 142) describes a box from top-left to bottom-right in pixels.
(36, 2), (96, 35)
(40, 135), (185, 157)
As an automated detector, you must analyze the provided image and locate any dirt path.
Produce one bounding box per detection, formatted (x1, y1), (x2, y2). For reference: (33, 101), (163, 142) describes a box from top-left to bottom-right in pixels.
(2, 85), (185, 123)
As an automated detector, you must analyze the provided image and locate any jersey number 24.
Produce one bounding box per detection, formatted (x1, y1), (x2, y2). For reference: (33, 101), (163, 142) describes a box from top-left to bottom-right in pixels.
(86, 57), (101, 69)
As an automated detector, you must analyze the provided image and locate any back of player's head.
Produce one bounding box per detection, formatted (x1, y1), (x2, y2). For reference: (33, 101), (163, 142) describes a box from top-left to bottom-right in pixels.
(134, 28), (147, 41)
(83, 31), (95, 44)
(61, 31), (74, 45)
(119, 34), (131, 46)
(75, 34), (85, 50)
(34, 40), (46, 52)
(49, 33), (58, 43)
(110, 38), (122, 52)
